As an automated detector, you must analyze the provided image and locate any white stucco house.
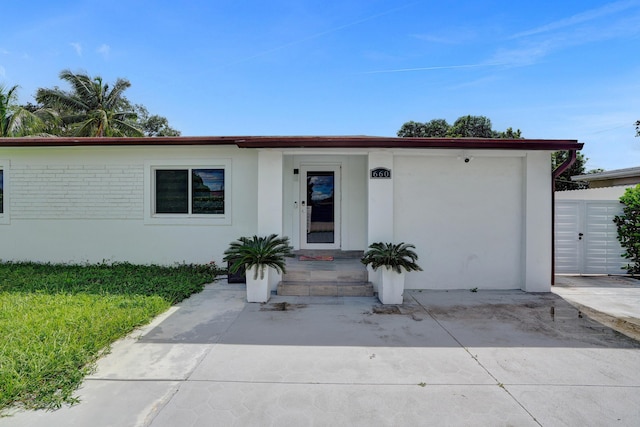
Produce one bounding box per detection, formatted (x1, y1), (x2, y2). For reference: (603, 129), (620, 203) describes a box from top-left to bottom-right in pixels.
(0, 136), (582, 293)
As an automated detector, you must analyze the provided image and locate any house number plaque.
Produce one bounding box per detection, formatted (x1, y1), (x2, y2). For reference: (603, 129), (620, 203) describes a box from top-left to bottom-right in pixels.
(370, 167), (391, 179)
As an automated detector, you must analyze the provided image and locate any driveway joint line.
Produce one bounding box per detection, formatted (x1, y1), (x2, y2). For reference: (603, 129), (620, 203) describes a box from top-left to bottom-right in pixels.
(409, 293), (543, 426)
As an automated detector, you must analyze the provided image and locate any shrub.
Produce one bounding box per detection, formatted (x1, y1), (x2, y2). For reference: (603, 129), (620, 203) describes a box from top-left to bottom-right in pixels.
(613, 184), (640, 275)
(361, 242), (423, 274)
(223, 234), (294, 280)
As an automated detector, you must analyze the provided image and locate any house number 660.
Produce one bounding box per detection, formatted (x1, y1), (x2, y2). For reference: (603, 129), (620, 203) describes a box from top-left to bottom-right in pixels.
(370, 168), (391, 179)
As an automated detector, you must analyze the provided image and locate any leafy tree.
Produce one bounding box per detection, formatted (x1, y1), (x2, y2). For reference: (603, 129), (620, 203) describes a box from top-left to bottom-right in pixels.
(397, 115), (522, 138)
(131, 104), (181, 137)
(613, 184), (640, 275)
(495, 127), (522, 138)
(0, 85), (55, 136)
(448, 115), (494, 138)
(397, 121), (426, 137)
(552, 151), (604, 191)
(397, 119), (449, 137)
(425, 119), (451, 137)
(35, 69), (143, 137)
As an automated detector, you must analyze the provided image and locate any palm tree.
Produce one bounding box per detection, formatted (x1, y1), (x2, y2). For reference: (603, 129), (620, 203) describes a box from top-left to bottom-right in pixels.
(36, 69), (143, 137)
(0, 85), (54, 137)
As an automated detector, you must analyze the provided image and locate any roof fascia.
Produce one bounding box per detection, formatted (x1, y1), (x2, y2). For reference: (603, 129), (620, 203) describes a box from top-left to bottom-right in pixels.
(0, 136), (583, 151)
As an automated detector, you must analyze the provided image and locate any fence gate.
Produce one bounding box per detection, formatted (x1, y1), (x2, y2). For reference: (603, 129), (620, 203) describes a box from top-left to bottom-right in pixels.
(555, 200), (627, 274)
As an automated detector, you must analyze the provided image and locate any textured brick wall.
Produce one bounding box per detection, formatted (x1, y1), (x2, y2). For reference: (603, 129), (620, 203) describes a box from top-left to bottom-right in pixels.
(10, 164), (144, 219)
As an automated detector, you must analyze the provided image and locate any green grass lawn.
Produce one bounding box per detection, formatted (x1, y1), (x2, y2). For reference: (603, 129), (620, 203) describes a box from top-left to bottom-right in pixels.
(0, 262), (223, 414)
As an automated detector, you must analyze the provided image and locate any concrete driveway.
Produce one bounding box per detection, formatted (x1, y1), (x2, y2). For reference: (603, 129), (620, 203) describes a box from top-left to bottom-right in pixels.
(553, 274), (640, 341)
(3, 279), (640, 426)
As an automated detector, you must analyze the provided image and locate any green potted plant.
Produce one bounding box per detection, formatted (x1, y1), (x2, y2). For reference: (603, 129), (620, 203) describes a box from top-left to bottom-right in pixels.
(223, 234), (294, 302)
(361, 242), (423, 304)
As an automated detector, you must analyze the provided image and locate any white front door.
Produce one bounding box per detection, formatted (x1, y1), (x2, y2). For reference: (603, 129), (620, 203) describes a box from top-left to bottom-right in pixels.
(299, 165), (341, 249)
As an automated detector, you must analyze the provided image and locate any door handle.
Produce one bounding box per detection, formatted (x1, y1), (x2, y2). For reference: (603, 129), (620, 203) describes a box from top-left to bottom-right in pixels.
(578, 233), (584, 240)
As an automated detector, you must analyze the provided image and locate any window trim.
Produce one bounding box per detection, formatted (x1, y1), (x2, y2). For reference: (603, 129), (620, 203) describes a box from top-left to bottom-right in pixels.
(144, 159), (231, 225)
(0, 160), (9, 225)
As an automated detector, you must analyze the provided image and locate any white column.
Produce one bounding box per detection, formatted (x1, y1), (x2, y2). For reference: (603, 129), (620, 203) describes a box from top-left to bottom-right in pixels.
(367, 151), (394, 243)
(367, 151), (395, 291)
(257, 150), (284, 291)
(522, 152), (552, 292)
(257, 150), (284, 235)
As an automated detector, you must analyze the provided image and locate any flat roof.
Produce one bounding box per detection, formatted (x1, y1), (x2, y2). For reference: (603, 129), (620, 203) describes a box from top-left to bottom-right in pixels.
(572, 166), (640, 181)
(0, 135), (583, 150)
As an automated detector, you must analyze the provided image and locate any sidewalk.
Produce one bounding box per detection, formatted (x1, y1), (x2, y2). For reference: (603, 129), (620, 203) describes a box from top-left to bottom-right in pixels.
(3, 279), (640, 426)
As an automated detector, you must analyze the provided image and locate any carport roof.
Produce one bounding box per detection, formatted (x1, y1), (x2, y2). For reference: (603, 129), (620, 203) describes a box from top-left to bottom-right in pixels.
(572, 165), (640, 182)
(0, 135), (583, 150)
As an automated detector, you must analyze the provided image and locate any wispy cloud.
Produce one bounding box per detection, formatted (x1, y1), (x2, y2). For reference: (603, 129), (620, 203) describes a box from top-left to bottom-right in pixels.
(70, 42), (82, 56)
(0, 48), (9, 55)
(511, 0), (640, 39)
(489, 41), (554, 67)
(97, 44), (110, 59)
(358, 62), (503, 75)
(223, 1), (420, 67)
(491, 1), (640, 67)
(0, 66), (5, 78)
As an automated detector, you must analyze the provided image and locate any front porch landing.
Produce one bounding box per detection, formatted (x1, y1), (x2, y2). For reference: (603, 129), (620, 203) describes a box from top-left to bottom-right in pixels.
(277, 251), (374, 297)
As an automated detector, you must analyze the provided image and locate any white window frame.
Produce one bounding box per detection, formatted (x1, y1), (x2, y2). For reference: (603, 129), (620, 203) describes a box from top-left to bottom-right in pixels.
(144, 159), (231, 225)
(0, 160), (9, 225)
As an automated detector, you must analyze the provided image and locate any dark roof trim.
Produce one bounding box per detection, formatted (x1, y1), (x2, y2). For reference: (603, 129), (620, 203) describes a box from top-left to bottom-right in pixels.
(0, 136), (239, 147)
(234, 136), (583, 150)
(0, 136), (583, 151)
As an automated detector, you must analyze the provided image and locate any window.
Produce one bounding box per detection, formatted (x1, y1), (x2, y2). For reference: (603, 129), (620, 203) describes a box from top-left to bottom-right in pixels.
(154, 168), (225, 215)
(144, 160), (231, 225)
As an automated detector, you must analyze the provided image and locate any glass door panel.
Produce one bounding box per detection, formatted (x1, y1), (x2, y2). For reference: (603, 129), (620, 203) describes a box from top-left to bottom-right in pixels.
(300, 165), (341, 249)
(306, 171), (335, 244)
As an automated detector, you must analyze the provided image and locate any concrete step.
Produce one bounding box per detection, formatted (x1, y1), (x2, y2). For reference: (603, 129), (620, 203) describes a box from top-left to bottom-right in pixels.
(293, 250), (364, 259)
(282, 268), (367, 283)
(277, 281), (374, 297)
(280, 253), (370, 297)
(284, 255), (368, 283)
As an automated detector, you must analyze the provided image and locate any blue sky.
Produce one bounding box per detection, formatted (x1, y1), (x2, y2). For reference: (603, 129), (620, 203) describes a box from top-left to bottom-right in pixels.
(1, 0), (639, 170)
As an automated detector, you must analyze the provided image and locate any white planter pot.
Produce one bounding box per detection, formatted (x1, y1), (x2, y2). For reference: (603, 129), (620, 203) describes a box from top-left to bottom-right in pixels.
(379, 267), (405, 305)
(245, 265), (271, 303)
